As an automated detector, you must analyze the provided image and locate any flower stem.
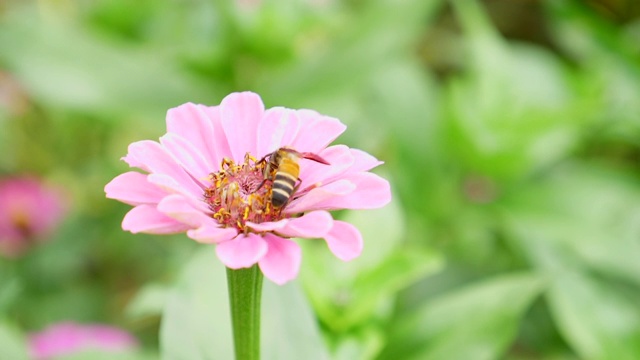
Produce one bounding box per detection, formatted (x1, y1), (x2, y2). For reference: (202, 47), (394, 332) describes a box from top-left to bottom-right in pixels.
(227, 265), (263, 360)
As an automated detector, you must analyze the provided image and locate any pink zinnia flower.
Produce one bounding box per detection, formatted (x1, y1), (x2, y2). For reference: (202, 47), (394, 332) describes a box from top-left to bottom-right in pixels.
(0, 177), (66, 257)
(28, 322), (138, 359)
(105, 92), (391, 284)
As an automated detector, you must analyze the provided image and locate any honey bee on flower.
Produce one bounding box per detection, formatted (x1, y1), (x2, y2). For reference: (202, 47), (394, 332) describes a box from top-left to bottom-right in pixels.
(259, 146), (330, 210)
(105, 92), (391, 284)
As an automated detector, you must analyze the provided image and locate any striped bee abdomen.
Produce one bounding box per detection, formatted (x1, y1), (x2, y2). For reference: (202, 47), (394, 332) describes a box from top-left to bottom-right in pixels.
(271, 160), (299, 209)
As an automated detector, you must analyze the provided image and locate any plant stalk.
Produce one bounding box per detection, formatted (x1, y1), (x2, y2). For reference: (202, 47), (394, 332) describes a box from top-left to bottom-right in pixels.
(227, 265), (263, 360)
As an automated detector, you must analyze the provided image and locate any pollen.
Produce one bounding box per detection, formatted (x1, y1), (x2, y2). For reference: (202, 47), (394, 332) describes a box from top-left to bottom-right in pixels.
(204, 153), (282, 232)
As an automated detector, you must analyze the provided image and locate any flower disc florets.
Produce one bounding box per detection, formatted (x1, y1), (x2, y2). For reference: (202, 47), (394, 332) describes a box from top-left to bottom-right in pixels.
(205, 153), (281, 232)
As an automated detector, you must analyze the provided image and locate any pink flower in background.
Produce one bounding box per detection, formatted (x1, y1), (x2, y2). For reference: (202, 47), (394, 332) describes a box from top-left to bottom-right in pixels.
(0, 177), (66, 257)
(28, 322), (138, 359)
(105, 91), (391, 284)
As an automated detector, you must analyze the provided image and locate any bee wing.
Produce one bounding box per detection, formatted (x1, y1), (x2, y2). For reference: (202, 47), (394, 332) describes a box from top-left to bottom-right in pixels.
(301, 152), (330, 165)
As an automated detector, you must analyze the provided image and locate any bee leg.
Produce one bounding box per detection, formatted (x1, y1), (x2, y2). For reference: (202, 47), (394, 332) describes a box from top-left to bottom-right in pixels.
(256, 178), (268, 191)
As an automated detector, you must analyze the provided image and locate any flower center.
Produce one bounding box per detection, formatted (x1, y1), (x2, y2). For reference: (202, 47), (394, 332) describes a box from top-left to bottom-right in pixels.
(204, 153), (283, 232)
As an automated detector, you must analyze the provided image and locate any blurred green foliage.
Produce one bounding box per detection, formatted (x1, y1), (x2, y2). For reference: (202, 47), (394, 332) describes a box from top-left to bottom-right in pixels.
(1, 0), (640, 359)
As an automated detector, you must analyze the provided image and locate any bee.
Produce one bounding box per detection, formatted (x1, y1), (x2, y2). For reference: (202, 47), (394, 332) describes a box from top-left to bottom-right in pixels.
(260, 147), (330, 209)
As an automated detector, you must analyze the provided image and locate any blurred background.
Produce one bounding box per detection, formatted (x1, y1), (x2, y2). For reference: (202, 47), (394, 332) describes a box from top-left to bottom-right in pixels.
(1, 0), (640, 359)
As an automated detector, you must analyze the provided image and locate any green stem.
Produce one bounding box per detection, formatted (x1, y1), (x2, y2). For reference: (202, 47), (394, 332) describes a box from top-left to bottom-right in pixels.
(227, 265), (263, 360)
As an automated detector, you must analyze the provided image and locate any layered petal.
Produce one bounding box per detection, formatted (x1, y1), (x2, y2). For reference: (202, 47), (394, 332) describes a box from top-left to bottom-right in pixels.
(160, 133), (214, 180)
(298, 145), (354, 192)
(290, 109), (346, 153)
(122, 140), (201, 197)
(220, 92), (265, 162)
(256, 107), (301, 157)
(122, 205), (190, 234)
(258, 234), (301, 285)
(216, 233), (268, 269)
(166, 103), (219, 166)
(187, 224), (238, 244)
(285, 180), (356, 213)
(156, 194), (211, 227)
(323, 220), (363, 261)
(246, 210), (333, 238)
(348, 149), (383, 173)
(157, 195), (238, 244)
(290, 173), (391, 212)
(197, 105), (232, 170)
(104, 172), (166, 206)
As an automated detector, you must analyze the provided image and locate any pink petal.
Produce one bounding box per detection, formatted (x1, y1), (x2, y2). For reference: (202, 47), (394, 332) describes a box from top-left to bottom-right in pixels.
(146, 173), (206, 199)
(216, 233), (268, 269)
(133, 195), (222, 239)
(291, 173), (391, 212)
(245, 219), (289, 232)
(284, 180), (356, 213)
(105, 172), (166, 206)
(160, 133), (214, 180)
(156, 194), (212, 227)
(290, 109), (346, 154)
(258, 234), (301, 285)
(166, 103), (219, 167)
(256, 108), (301, 157)
(197, 105), (232, 170)
(245, 211), (333, 238)
(187, 224), (238, 244)
(298, 145), (354, 192)
(276, 210), (333, 238)
(348, 149), (383, 173)
(121, 140), (201, 197)
(323, 220), (363, 261)
(220, 92), (265, 162)
(122, 205), (190, 234)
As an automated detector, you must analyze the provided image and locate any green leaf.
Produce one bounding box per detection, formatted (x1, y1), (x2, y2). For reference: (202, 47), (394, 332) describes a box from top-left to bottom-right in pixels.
(504, 163), (640, 286)
(302, 203), (442, 332)
(547, 267), (640, 360)
(0, 322), (28, 360)
(125, 283), (169, 320)
(261, 280), (331, 360)
(160, 247), (330, 360)
(381, 273), (544, 360)
(0, 6), (216, 119)
(160, 248), (233, 360)
(504, 163), (640, 359)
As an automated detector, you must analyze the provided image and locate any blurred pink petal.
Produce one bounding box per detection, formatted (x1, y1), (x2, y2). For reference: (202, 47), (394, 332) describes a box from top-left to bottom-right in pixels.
(105, 91), (391, 284)
(258, 234), (301, 285)
(28, 322), (138, 360)
(324, 220), (363, 261)
(0, 177), (66, 257)
(217, 233), (268, 268)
